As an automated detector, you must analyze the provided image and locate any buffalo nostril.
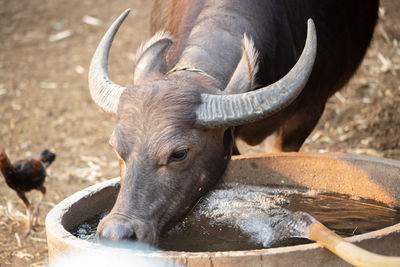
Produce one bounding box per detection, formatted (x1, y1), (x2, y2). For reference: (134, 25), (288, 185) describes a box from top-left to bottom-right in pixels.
(98, 223), (135, 241)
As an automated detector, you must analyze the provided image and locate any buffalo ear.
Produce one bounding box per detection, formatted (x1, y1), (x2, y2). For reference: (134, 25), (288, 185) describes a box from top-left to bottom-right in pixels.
(224, 34), (259, 94)
(133, 31), (173, 84)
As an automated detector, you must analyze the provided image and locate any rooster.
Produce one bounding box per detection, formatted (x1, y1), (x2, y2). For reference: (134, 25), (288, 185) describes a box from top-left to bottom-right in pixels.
(0, 149), (56, 235)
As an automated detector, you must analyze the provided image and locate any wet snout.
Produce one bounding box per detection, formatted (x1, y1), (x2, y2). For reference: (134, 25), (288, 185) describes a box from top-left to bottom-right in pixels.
(97, 214), (135, 241)
(96, 214), (157, 245)
(99, 222), (135, 241)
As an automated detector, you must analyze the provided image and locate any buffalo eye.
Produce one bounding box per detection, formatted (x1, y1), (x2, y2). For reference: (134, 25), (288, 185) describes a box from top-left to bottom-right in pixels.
(168, 148), (189, 163)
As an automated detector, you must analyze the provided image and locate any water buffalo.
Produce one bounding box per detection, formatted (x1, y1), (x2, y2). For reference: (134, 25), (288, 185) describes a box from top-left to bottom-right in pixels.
(89, 0), (378, 245)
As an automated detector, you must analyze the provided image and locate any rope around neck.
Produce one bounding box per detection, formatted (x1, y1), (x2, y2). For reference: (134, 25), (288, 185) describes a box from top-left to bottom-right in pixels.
(167, 66), (214, 80)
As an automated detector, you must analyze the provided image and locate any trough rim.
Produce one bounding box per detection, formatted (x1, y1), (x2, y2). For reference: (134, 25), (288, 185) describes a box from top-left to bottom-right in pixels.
(45, 152), (400, 259)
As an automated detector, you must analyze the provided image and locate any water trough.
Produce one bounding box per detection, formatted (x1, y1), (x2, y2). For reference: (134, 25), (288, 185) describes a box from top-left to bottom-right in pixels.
(46, 152), (400, 266)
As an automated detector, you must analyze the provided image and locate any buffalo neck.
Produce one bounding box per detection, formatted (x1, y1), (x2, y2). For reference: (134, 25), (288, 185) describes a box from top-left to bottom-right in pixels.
(165, 1), (315, 94)
(171, 0), (263, 90)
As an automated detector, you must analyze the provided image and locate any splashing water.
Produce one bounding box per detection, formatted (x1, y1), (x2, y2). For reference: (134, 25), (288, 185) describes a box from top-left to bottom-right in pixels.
(191, 183), (315, 247)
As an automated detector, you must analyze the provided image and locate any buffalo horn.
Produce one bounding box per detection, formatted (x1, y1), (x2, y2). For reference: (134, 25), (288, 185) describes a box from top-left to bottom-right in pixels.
(195, 19), (317, 128)
(88, 9), (130, 114)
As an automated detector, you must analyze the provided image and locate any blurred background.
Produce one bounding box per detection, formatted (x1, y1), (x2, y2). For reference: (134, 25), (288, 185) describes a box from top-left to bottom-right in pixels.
(0, 0), (399, 266)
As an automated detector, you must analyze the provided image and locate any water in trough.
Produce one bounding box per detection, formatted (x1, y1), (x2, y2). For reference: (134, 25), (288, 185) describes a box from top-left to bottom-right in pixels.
(71, 183), (400, 252)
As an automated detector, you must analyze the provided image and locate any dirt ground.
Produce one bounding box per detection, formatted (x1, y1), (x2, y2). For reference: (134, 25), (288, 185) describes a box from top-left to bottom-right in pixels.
(0, 0), (399, 266)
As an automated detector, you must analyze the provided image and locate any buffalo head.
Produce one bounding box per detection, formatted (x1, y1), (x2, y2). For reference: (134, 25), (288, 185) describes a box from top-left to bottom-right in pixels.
(89, 9), (316, 246)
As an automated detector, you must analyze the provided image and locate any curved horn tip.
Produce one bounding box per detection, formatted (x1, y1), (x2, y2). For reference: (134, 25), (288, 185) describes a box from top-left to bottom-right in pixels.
(110, 9), (131, 27)
(306, 18), (317, 43)
(88, 8), (130, 115)
(307, 18), (315, 29)
(121, 8), (131, 17)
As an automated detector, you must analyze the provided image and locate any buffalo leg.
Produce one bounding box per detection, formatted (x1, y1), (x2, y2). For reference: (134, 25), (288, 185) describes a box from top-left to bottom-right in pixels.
(275, 104), (326, 152)
(236, 130), (280, 154)
(236, 100), (326, 153)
